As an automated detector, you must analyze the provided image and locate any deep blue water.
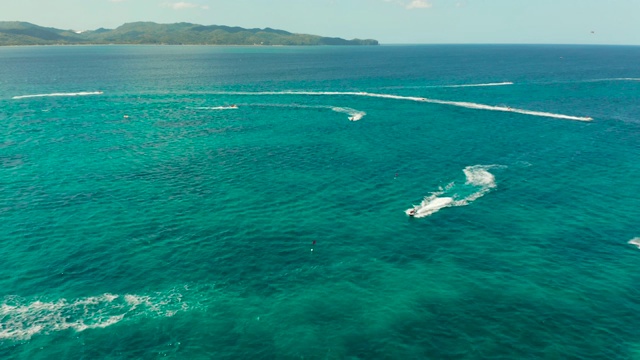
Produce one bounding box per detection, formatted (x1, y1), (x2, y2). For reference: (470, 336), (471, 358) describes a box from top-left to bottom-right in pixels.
(1, 44), (640, 359)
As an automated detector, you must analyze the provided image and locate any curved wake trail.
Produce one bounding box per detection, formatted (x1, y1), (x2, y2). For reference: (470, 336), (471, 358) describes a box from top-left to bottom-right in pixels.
(12, 91), (104, 100)
(331, 106), (366, 121)
(405, 165), (504, 218)
(214, 91), (592, 122)
(216, 102), (366, 121)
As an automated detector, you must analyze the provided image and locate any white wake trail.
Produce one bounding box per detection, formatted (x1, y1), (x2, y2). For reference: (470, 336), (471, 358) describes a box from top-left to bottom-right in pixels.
(1, 290), (190, 341)
(440, 82), (514, 88)
(12, 91), (104, 100)
(208, 102), (366, 121)
(258, 103), (366, 121)
(191, 105), (238, 110)
(587, 78), (640, 82)
(331, 106), (366, 121)
(406, 165), (503, 218)
(423, 98), (593, 122)
(383, 82), (514, 90)
(214, 91), (592, 121)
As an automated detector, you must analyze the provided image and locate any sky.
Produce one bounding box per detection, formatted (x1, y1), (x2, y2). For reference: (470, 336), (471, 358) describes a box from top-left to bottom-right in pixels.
(2, 0), (639, 45)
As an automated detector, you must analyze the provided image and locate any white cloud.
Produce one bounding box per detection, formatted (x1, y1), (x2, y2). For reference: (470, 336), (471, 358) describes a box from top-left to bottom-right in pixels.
(163, 2), (208, 10)
(171, 2), (197, 9)
(406, 0), (432, 9)
(384, 0), (433, 10)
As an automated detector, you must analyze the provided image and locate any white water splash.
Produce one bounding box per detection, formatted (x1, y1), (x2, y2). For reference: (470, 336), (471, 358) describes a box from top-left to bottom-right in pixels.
(212, 91), (592, 122)
(406, 165), (503, 218)
(12, 91), (104, 100)
(331, 106), (366, 121)
(628, 238), (640, 249)
(0, 291), (190, 341)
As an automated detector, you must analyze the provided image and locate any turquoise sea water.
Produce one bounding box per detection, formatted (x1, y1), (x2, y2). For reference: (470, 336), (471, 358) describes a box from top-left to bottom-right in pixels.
(1, 45), (639, 359)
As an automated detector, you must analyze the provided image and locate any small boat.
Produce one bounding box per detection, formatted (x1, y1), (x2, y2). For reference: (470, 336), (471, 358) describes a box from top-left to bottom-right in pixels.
(408, 208), (416, 217)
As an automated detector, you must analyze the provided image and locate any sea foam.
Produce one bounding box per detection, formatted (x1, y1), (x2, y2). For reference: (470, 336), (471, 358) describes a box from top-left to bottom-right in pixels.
(0, 291), (190, 341)
(628, 238), (640, 249)
(406, 165), (503, 218)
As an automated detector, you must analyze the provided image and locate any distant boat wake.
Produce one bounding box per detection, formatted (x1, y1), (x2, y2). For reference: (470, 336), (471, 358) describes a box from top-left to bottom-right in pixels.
(381, 82), (514, 90)
(585, 78), (640, 83)
(406, 165), (504, 218)
(12, 91), (104, 100)
(440, 81), (514, 88)
(213, 90), (593, 122)
(191, 105), (238, 110)
(231, 103), (366, 121)
(331, 106), (366, 121)
(11, 89), (592, 122)
(629, 237), (640, 249)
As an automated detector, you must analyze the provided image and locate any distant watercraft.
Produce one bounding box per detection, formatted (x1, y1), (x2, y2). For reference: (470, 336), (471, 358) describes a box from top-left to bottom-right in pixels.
(348, 113), (363, 121)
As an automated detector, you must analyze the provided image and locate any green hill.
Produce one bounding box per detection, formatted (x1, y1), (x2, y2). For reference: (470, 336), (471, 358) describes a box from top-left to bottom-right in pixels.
(0, 21), (82, 45)
(0, 21), (379, 46)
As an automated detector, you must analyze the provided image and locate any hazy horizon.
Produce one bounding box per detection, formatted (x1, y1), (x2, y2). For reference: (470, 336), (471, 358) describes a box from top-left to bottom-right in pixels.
(1, 0), (639, 45)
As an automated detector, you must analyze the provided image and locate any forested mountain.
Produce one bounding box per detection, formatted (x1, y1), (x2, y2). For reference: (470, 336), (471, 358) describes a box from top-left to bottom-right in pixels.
(0, 21), (379, 46)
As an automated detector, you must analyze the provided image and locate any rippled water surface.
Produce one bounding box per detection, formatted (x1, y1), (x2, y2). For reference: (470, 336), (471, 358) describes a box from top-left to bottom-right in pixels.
(1, 45), (640, 359)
